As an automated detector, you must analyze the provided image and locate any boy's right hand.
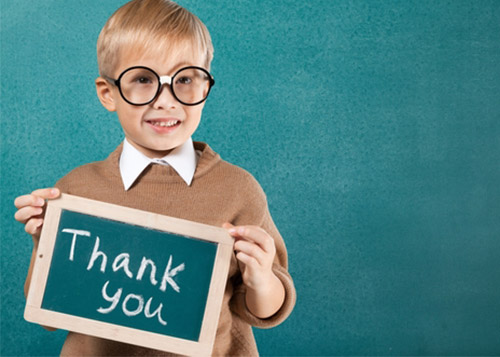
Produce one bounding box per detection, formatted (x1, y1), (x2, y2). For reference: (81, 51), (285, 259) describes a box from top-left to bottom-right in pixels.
(14, 188), (60, 241)
(16, 188), (61, 332)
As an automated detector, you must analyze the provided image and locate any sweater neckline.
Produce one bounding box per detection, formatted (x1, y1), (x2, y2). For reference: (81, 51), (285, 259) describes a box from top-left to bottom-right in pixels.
(105, 141), (221, 184)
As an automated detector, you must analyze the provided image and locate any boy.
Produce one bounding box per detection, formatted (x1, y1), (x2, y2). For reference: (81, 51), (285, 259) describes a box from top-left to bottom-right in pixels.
(13, 0), (295, 355)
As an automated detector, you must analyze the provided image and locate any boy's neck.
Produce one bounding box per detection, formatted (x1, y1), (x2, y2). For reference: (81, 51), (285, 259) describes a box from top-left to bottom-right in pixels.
(126, 139), (175, 159)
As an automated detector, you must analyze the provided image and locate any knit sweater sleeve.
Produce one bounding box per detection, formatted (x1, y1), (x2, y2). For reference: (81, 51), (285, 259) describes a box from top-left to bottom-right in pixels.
(54, 173), (71, 193)
(228, 173), (296, 329)
(54, 162), (94, 194)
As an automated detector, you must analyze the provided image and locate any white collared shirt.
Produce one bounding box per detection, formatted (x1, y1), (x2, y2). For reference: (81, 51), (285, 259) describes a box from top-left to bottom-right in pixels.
(119, 138), (199, 190)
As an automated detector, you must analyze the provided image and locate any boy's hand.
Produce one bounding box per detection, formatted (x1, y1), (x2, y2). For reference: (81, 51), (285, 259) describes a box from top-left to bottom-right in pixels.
(223, 223), (285, 318)
(223, 223), (276, 290)
(16, 187), (61, 331)
(14, 188), (60, 241)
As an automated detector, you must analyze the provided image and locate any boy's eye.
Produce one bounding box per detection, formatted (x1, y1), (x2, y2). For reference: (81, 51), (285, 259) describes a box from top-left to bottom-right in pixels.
(135, 76), (154, 84)
(176, 76), (192, 85)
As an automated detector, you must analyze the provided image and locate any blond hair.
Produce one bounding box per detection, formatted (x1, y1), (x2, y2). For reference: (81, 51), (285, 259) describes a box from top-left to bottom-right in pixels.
(97, 0), (213, 77)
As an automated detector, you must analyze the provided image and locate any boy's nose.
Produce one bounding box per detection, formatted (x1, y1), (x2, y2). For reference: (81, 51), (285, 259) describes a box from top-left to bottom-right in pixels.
(152, 84), (178, 109)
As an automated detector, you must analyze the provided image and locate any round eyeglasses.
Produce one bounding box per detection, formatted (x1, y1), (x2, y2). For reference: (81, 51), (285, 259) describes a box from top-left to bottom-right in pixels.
(106, 66), (215, 106)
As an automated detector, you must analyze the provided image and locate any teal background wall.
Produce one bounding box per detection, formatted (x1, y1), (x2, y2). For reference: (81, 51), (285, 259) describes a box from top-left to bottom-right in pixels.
(1, 1), (499, 355)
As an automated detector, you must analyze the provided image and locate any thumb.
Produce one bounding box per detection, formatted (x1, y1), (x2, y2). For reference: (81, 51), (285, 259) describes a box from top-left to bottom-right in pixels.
(223, 222), (241, 238)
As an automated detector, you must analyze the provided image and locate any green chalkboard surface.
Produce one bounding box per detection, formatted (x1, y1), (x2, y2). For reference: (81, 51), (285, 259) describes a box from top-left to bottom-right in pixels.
(43, 209), (216, 341)
(25, 194), (234, 355)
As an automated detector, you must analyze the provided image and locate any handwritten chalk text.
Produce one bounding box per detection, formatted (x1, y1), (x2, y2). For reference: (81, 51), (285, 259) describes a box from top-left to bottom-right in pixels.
(61, 228), (186, 326)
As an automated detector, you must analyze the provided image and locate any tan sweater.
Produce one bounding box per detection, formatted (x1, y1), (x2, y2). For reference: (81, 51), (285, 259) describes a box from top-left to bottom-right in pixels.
(52, 141), (296, 356)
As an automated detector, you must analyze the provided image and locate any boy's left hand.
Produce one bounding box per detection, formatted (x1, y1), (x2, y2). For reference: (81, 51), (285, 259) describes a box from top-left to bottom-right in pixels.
(223, 223), (276, 291)
(223, 223), (286, 318)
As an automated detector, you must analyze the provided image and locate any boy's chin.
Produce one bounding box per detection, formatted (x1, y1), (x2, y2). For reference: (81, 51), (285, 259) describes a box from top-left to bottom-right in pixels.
(131, 142), (179, 158)
(146, 146), (177, 157)
(151, 140), (185, 152)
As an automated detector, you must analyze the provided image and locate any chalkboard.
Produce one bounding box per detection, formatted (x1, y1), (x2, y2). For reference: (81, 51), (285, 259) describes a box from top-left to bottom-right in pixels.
(24, 194), (234, 355)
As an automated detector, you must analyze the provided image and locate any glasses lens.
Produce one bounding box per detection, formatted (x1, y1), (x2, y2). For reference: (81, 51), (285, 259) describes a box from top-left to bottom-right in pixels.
(119, 68), (159, 105)
(172, 68), (211, 105)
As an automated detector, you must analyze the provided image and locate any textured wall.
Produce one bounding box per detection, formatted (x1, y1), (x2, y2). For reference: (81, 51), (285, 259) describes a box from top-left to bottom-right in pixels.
(2, 1), (500, 355)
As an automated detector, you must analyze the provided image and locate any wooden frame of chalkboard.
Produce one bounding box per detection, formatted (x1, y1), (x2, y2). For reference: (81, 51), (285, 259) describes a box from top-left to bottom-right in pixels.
(24, 194), (234, 355)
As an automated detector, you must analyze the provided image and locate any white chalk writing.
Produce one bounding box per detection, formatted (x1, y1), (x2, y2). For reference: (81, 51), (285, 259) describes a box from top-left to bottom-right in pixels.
(97, 280), (121, 314)
(97, 280), (167, 326)
(61, 229), (90, 261)
(87, 236), (107, 273)
(136, 257), (158, 286)
(160, 255), (185, 293)
(112, 253), (133, 278)
(62, 227), (184, 327)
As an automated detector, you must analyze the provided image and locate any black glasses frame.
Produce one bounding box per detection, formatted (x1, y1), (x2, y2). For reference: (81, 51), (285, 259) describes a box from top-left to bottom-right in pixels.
(107, 66), (215, 106)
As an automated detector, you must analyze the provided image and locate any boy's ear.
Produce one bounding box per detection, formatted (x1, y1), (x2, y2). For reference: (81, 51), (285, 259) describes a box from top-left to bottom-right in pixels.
(95, 77), (117, 112)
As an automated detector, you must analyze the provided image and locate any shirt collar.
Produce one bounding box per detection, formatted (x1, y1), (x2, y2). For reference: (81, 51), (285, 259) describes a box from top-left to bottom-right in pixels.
(119, 138), (198, 190)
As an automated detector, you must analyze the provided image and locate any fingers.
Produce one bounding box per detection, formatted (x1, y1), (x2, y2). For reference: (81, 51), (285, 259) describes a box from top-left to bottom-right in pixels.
(235, 251), (258, 269)
(223, 223), (278, 291)
(25, 218), (44, 236)
(224, 223), (276, 268)
(234, 239), (267, 266)
(14, 194), (45, 209)
(14, 188), (60, 239)
(226, 225), (276, 255)
(14, 188), (60, 209)
(14, 206), (44, 224)
(31, 187), (60, 200)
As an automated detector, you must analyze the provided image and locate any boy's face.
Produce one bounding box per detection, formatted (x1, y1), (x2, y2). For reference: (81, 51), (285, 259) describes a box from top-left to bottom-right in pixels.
(96, 45), (208, 158)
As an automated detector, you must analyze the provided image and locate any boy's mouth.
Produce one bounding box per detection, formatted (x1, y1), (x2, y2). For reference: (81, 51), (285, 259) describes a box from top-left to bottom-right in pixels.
(145, 119), (182, 133)
(146, 119), (180, 127)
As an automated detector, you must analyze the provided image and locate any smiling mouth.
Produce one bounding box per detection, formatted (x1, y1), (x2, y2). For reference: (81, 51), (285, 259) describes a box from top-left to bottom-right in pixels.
(146, 119), (181, 127)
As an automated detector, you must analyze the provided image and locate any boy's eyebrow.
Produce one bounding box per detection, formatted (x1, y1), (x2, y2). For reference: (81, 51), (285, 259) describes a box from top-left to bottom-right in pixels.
(136, 61), (195, 76)
(168, 61), (196, 73)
